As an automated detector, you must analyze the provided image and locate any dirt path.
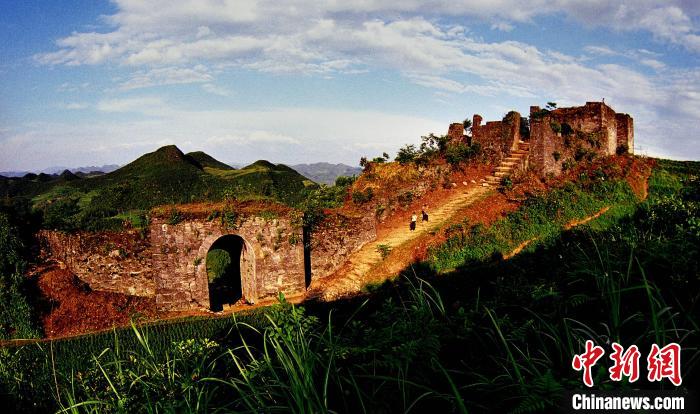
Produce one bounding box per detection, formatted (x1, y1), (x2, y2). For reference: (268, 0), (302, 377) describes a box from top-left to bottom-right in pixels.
(310, 185), (492, 300)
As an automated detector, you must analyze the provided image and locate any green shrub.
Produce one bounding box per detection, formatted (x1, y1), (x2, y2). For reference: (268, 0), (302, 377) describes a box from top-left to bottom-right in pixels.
(376, 244), (392, 259)
(561, 122), (573, 136)
(445, 142), (479, 165)
(397, 191), (414, 206)
(500, 176), (513, 191)
(167, 208), (182, 225)
(206, 248), (231, 283)
(0, 213), (39, 340)
(334, 175), (356, 187)
(352, 188), (374, 204)
(549, 121), (562, 134)
(395, 144), (418, 164)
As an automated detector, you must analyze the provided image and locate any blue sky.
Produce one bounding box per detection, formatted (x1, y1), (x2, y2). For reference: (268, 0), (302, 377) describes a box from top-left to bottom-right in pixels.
(2, 1), (700, 170)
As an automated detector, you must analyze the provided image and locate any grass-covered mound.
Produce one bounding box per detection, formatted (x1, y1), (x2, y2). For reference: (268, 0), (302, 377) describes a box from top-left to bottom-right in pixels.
(4, 145), (316, 231)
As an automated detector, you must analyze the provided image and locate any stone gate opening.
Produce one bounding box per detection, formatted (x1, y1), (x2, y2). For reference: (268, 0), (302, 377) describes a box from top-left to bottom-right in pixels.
(206, 235), (254, 311)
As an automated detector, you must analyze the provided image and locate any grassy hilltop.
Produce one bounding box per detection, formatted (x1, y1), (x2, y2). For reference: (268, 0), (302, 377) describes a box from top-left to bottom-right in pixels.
(0, 145), (316, 231)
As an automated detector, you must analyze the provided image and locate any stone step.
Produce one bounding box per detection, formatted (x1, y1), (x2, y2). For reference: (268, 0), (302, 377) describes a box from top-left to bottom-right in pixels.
(494, 171), (511, 178)
(511, 149), (528, 155)
(495, 166), (513, 172)
(504, 157), (521, 163)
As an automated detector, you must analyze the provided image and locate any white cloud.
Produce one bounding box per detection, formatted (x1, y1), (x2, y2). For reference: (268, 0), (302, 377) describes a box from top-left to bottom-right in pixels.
(640, 58), (666, 71)
(96, 96), (168, 115)
(208, 131), (300, 145)
(35, 1), (700, 69)
(34, 1), (700, 75)
(23, 0), (700, 161)
(583, 45), (618, 56)
(119, 65), (213, 90)
(196, 26), (212, 39)
(491, 21), (514, 32)
(201, 83), (232, 96)
(59, 102), (89, 110)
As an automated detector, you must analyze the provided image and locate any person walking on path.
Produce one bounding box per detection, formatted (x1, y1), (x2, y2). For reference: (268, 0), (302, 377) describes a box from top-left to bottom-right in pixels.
(410, 213), (417, 231)
(421, 204), (429, 222)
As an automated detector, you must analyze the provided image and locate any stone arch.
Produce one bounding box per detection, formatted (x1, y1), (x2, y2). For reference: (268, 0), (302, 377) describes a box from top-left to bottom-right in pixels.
(196, 233), (256, 310)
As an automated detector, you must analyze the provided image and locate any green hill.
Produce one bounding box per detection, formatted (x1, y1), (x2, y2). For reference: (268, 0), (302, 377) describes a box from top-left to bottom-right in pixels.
(4, 145), (316, 231)
(186, 151), (234, 170)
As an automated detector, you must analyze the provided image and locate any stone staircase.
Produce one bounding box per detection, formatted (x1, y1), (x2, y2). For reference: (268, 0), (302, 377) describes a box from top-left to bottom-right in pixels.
(309, 185), (490, 301)
(484, 140), (530, 186)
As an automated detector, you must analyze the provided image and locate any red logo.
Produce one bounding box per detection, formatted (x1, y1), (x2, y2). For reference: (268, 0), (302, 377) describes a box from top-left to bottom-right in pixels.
(572, 341), (682, 387)
(572, 340), (605, 387)
(647, 343), (682, 386)
(609, 342), (640, 382)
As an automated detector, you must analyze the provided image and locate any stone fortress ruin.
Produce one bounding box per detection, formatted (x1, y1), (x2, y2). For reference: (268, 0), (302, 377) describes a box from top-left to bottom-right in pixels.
(448, 101), (633, 183)
(40, 101), (633, 311)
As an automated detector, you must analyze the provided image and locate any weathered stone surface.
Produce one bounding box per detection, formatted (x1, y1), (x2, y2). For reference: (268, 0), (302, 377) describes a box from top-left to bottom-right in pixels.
(310, 212), (376, 280)
(615, 113), (634, 153)
(472, 111), (521, 162)
(528, 102), (633, 176)
(447, 123), (466, 143)
(39, 206), (374, 312)
(39, 230), (155, 297)
(151, 214), (306, 311)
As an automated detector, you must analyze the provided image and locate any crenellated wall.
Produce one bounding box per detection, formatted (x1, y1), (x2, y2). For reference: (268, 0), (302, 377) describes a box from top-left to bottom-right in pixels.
(528, 102), (633, 176)
(447, 123), (466, 143)
(471, 111), (521, 162)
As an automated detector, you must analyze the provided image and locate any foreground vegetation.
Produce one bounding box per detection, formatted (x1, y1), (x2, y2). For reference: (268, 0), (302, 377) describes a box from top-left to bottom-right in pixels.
(1, 157), (697, 412)
(0, 212), (40, 340)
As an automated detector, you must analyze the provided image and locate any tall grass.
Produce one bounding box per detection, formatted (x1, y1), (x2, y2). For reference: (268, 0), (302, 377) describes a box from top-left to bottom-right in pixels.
(431, 178), (638, 272)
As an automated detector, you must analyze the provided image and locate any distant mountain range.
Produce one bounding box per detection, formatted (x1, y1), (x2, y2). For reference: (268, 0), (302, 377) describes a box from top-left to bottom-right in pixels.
(2, 161), (360, 185)
(289, 163), (361, 185)
(0, 164), (121, 178)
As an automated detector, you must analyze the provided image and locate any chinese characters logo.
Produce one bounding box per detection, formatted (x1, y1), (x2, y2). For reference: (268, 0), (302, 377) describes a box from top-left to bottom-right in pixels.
(572, 340), (682, 387)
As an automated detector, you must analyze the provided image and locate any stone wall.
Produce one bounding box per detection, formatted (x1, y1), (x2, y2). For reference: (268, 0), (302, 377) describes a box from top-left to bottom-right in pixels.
(39, 210), (307, 311)
(615, 113), (634, 153)
(472, 111), (520, 161)
(309, 211), (376, 280)
(447, 123), (466, 143)
(528, 102), (632, 176)
(39, 203), (376, 311)
(150, 215), (305, 311)
(38, 229), (155, 297)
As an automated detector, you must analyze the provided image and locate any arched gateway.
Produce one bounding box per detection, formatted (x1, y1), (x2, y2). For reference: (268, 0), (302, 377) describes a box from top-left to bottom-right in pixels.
(151, 213), (309, 311)
(39, 203), (377, 312)
(200, 234), (255, 310)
